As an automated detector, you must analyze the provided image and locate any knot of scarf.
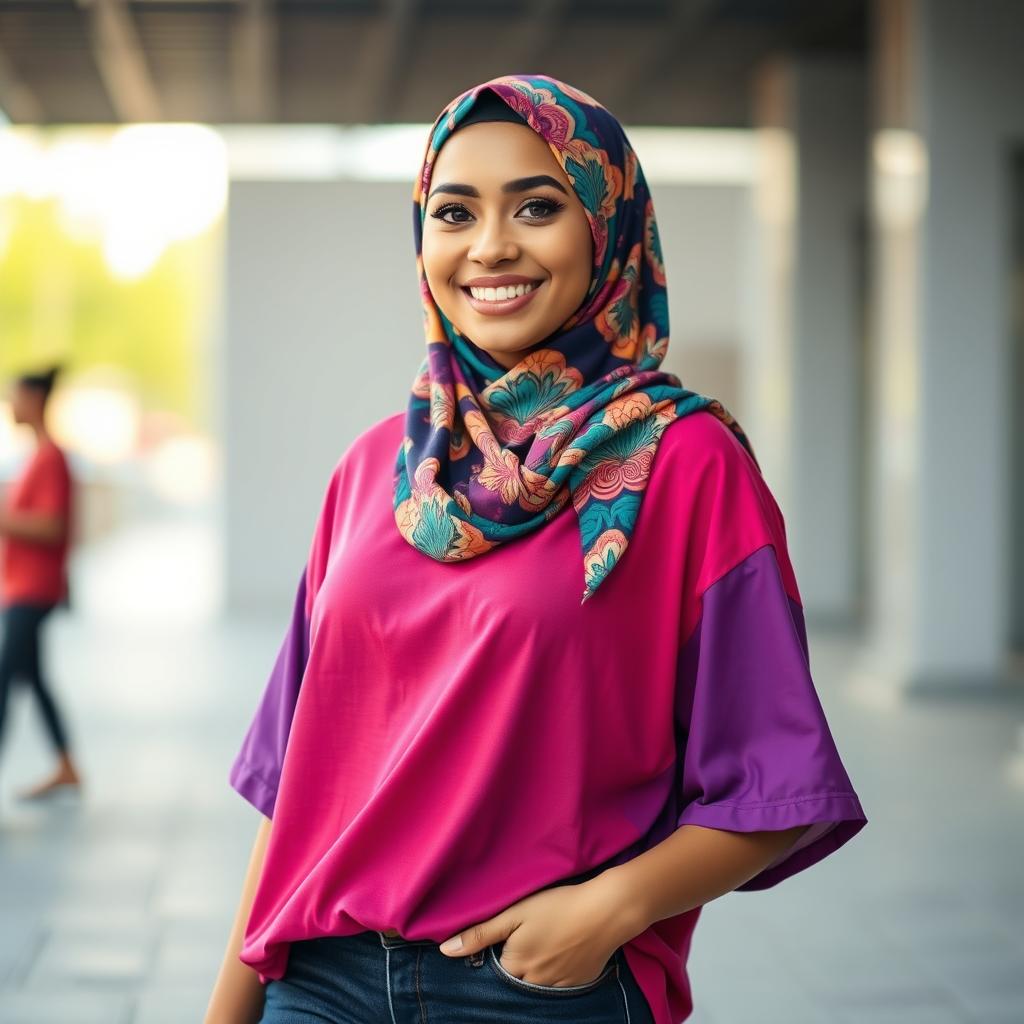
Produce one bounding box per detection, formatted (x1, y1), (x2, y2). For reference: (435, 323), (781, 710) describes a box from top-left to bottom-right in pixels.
(393, 73), (758, 604)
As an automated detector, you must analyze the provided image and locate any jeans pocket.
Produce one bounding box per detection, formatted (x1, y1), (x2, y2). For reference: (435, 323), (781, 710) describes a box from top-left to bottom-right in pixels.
(485, 939), (619, 996)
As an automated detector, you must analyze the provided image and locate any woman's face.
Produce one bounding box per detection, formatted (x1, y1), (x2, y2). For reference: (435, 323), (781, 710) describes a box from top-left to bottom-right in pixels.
(421, 120), (594, 371)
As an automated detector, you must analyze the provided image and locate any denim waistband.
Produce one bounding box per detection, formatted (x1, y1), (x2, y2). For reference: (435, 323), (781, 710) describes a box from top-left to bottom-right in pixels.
(377, 931), (439, 948)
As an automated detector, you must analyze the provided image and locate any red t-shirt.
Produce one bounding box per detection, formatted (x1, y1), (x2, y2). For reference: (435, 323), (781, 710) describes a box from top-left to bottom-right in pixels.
(1, 439), (73, 607)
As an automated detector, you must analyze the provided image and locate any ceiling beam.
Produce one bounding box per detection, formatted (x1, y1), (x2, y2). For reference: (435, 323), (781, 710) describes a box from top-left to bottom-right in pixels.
(76, 0), (163, 122)
(0, 41), (44, 122)
(504, 0), (574, 76)
(231, 0), (277, 122)
(614, 0), (721, 120)
(370, 0), (420, 124)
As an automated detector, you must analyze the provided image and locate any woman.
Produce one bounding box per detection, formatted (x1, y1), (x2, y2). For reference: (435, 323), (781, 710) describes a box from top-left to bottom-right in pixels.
(207, 75), (867, 1024)
(0, 365), (82, 802)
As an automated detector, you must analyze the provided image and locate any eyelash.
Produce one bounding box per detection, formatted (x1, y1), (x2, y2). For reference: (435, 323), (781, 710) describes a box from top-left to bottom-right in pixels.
(429, 198), (566, 225)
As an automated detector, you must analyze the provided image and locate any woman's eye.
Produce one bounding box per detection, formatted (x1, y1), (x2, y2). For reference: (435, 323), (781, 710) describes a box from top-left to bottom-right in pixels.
(429, 198), (566, 225)
(519, 198), (565, 220)
(430, 203), (472, 224)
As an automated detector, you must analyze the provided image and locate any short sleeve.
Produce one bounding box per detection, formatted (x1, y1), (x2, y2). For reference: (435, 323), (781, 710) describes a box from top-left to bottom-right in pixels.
(674, 541), (868, 890)
(29, 448), (71, 519)
(228, 562), (310, 819)
(227, 454), (345, 818)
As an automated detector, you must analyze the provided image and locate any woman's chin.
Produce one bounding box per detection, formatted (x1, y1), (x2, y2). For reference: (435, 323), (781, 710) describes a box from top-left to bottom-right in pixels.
(472, 339), (542, 367)
(467, 322), (549, 355)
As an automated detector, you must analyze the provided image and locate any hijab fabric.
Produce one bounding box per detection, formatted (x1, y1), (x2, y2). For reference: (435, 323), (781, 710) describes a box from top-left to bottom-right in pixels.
(393, 73), (759, 604)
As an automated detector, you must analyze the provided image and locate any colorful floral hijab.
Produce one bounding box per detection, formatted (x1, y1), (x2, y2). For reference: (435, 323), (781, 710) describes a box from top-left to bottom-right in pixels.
(393, 73), (758, 604)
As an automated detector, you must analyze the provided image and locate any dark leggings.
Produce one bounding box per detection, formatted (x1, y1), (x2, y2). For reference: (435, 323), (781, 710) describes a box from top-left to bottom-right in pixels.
(0, 601), (70, 756)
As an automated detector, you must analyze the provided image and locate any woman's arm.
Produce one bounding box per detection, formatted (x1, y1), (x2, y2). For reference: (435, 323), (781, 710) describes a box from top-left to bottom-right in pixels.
(0, 508), (65, 544)
(594, 823), (812, 939)
(434, 824), (814, 982)
(204, 815), (272, 1024)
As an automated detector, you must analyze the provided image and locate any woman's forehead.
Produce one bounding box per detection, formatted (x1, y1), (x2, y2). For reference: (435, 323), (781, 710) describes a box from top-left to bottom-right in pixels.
(431, 121), (569, 188)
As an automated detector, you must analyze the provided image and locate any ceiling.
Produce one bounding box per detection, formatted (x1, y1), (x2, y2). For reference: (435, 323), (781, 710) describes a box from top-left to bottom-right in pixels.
(0, 0), (867, 127)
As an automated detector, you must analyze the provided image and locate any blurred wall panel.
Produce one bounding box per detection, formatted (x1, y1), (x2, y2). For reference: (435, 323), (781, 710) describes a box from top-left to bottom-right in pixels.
(220, 180), (418, 614)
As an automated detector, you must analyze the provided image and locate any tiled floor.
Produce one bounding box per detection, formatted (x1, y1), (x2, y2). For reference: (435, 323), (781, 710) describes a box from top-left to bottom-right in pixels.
(1, 518), (1022, 1023)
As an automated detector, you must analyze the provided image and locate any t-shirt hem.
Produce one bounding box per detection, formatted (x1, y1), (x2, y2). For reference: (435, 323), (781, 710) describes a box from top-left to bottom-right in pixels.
(228, 756), (277, 819)
(676, 790), (867, 890)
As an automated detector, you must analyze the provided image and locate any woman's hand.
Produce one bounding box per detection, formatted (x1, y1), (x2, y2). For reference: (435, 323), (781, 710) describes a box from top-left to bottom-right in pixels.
(437, 868), (645, 987)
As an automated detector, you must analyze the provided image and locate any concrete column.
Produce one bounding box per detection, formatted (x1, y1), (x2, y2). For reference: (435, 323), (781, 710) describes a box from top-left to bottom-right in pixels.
(855, 0), (1023, 698)
(746, 56), (867, 627)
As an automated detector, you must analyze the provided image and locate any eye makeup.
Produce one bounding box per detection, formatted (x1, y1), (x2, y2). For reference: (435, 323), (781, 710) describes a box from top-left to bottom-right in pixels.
(429, 197), (567, 225)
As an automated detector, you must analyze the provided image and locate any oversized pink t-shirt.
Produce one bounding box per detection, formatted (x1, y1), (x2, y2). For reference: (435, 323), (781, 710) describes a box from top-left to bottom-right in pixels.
(229, 407), (867, 1024)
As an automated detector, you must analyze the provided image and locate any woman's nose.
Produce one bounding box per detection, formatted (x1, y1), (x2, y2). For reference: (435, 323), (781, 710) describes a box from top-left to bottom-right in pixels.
(466, 221), (519, 265)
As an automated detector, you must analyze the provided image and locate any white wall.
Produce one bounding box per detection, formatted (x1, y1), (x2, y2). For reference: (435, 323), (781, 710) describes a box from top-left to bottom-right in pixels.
(220, 181), (419, 613)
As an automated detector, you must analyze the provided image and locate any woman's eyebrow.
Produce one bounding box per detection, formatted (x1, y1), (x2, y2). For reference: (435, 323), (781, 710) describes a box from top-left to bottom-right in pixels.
(428, 175), (569, 200)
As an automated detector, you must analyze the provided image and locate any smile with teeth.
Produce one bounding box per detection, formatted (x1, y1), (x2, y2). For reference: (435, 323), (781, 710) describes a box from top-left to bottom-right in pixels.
(466, 282), (537, 301)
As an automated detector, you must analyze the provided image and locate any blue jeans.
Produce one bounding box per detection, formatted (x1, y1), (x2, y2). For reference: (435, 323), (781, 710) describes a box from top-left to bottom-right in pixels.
(259, 928), (655, 1023)
(0, 601), (69, 756)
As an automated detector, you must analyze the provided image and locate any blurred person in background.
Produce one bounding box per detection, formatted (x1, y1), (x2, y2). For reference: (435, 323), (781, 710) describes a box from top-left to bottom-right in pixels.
(0, 365), (82, 801)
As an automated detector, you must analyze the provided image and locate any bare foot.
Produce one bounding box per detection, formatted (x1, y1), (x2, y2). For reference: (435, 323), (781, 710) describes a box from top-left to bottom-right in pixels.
(15, 761), (83, 801)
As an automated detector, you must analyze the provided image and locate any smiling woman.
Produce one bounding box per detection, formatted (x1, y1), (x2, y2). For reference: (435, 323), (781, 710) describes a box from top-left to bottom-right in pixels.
(421, 91), (593, 368)
(217, 73), (867, 1024)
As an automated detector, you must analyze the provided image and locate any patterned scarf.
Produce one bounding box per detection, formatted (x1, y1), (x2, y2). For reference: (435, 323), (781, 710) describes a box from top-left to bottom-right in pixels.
(393, 73), (758, 604)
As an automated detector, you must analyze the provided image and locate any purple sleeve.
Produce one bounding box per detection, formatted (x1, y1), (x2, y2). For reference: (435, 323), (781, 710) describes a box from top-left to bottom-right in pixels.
(228, 564), (310, 819)
(675, 543), (867, 890)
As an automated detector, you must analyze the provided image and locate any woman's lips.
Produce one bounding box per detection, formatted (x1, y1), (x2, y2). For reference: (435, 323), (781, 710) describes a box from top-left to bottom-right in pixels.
(461, 281), (542, 316)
